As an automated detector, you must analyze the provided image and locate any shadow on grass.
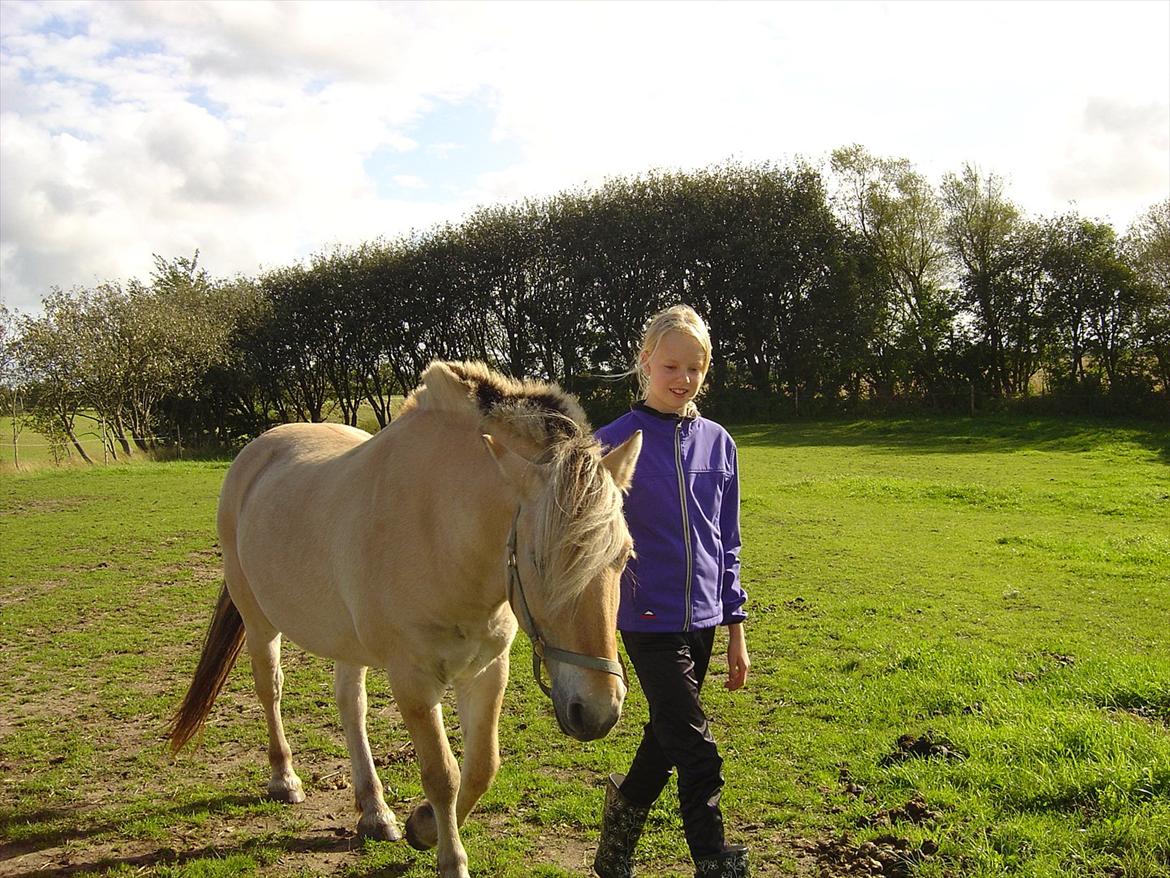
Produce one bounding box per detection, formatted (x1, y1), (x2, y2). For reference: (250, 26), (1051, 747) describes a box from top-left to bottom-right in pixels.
(0, 794), (267, 859)
(731, 415), (1170, 463)
(1, 793), (417, 877)
(1, 834), (402, 878)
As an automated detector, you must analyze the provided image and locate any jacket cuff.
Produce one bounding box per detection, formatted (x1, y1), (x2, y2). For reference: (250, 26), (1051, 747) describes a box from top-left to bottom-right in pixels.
(721, 606), (748, 626)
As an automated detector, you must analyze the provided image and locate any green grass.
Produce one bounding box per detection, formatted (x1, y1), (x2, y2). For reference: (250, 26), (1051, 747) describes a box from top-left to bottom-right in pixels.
(1, 415), (1167, 877)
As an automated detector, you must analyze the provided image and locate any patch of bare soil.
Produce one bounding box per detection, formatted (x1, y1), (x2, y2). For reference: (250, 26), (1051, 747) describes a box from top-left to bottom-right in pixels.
(0, 578), (70, 610)
(0, 780), (365, 878)
(157, 548), (223, 587)
(1112, 704), (1170, 727)
(806, 833), (940, 878)
(878, 730), (966, 766)
(802, 769), (943, 878)
(0, 498), (83, 517)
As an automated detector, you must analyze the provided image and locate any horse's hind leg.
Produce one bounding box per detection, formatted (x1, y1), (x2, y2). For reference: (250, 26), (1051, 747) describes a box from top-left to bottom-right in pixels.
(334, 662), (401, 841)
(247, 629), (305, 803)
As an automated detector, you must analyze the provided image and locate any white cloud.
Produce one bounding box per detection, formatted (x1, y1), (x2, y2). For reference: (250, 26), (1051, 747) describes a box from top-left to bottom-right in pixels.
(1, 0), (1167, 314)
(392, 174), (427, 191)
(1049, 98), (1170, 220)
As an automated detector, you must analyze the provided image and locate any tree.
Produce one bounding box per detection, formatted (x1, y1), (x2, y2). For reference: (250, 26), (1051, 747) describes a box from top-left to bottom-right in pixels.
(255, 265), (332, 423)
(457, 203), (542, 378)
(941, 165), (1023, 395)
(570, 174), (684, 374)
(1, 305), (26, 468)
(831, 145), (954, 398)
(997, 221), (1050, 396)
(680, 162), (873, 405)
(1124, 199), (1170, 395)
(1039, 214), (1139, 391)
(530, 192), (598, 387)
(14, 294), (95, 462)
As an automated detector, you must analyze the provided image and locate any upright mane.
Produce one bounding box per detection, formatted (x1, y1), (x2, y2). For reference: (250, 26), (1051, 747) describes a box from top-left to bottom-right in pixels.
(402, 361), (627, 611)
(401, 360), (589, 452)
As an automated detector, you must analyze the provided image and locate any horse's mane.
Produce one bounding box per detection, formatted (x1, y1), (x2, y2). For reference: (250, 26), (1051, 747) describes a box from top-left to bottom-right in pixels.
(403, 361), (626, 612)
(402, 360), (589, 452)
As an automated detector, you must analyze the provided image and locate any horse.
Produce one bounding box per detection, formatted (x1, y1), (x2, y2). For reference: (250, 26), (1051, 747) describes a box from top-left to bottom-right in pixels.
(167, 360), (642, 878)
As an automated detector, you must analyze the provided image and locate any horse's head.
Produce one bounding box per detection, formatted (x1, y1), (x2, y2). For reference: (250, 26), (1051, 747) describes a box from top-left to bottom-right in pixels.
(484, 430), (641, 741)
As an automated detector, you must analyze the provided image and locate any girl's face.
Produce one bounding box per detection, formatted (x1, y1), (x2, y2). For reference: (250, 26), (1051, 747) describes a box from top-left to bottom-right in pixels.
(641, 330), (708, 415)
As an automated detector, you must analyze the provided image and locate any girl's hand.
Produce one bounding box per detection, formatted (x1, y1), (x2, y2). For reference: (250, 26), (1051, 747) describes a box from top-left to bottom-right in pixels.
(725, 623), (750, 690)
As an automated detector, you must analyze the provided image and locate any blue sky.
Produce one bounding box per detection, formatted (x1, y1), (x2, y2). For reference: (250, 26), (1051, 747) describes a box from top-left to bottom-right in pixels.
(1, 0), (1167, 314)
(364, 98), (521, 202)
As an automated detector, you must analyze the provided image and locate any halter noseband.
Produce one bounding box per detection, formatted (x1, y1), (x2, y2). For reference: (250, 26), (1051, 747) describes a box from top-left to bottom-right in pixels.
(506, 507), (626, 698)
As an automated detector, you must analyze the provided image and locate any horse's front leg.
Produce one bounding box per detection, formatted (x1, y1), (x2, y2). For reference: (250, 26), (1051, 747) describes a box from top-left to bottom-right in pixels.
(334, 662), (401, 841)
(393, 682), (467, 878)
(453, 651), (508, 827)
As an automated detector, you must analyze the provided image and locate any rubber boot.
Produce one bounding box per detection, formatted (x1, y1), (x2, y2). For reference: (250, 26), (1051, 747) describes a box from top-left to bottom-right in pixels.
(593, 773), (651, 878)
(693, 845), (750, 878)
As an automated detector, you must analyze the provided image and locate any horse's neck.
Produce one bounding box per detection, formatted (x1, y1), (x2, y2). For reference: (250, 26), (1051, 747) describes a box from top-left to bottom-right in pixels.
(381, 409), (524, 603)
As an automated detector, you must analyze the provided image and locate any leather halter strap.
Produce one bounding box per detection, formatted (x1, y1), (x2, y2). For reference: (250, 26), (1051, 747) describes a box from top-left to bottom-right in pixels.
(506, 508), (626, 698)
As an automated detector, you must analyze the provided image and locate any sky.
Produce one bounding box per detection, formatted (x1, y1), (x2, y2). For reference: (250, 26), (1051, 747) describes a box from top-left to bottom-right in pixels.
(1, 0), (1168, 315)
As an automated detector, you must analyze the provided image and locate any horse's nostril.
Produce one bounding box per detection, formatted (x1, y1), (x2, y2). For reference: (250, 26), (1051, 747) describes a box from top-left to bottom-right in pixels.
(567, 698), (587, 733)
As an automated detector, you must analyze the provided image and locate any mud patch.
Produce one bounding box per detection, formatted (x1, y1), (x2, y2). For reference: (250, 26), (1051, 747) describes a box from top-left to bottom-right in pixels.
(810, 832), (940, 877)
(879, 730), (966, 766)
(855, 795), (939, 829)
(1100, 695), (1170, 728)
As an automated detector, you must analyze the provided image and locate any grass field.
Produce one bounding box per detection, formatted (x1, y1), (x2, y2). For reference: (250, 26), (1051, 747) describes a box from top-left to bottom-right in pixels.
(1, 416), (1167, 878)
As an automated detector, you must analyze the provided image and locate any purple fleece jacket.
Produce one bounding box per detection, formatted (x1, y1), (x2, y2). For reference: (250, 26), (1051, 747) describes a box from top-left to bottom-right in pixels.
(596, 404), (747, 633)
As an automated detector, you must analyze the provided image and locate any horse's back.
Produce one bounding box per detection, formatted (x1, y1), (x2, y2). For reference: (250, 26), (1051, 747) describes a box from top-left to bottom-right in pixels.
(240, 421), (370, 465)
(219, 422), (367, 526)
(217, 423), (377, 659)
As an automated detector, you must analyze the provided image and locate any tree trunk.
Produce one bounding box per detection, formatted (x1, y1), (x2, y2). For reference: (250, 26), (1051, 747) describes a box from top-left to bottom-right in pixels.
(67, 428), (94, 464)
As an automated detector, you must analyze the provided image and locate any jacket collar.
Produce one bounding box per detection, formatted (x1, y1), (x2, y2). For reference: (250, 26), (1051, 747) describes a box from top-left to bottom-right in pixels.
(633, 402), (697, 423)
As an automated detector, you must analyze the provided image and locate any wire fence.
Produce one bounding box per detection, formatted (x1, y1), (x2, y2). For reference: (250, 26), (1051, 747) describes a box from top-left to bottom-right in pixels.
(1, 430), (186, 471)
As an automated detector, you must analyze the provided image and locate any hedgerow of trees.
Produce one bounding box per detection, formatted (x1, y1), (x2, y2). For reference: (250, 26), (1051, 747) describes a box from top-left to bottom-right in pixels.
(2, 151), (1167, 459)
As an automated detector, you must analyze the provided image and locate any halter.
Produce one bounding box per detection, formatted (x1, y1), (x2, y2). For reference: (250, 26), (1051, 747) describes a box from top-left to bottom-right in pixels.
(506, 507), (626, 698)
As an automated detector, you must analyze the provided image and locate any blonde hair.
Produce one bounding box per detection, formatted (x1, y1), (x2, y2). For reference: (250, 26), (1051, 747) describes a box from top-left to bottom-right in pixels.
(632, 304), (712, 418)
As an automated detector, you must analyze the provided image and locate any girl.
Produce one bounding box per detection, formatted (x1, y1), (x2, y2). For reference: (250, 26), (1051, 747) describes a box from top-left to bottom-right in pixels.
(593, 305), (750, 878)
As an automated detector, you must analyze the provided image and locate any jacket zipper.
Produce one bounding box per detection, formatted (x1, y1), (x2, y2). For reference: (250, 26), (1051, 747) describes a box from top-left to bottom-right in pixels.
(674, 420), (693, 631)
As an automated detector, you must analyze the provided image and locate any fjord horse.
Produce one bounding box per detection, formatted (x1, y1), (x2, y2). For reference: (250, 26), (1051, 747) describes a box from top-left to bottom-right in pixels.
(168, 361), (641, 878)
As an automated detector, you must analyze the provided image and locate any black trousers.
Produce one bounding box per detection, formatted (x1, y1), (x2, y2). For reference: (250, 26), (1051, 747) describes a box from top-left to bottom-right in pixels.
(619, 628), (725, 859)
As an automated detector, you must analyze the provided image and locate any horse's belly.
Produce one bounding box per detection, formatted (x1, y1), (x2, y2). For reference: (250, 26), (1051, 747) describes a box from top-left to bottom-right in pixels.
(231, 569), (375, 665)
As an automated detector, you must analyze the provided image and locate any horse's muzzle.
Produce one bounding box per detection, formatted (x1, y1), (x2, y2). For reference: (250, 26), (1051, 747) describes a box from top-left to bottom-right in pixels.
(552, 673), (626, 741)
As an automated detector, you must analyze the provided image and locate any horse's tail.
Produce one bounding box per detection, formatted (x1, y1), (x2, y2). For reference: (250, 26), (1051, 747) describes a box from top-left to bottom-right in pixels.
(168, 583), (246, 753)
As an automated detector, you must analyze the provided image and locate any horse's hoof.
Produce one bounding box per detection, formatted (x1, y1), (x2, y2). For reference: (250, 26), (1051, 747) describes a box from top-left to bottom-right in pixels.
(267, 776), (306, 804)
(358, 809), (402, 842)
(404, 800), (438, 850)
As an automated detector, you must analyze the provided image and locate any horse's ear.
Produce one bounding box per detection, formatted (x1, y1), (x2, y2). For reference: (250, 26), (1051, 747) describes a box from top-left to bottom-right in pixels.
(482, 434), (538, 495)
(601, 430), (642, 492)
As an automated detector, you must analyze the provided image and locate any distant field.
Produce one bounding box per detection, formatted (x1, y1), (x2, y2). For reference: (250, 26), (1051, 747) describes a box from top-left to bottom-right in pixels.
(1, 416), (1167, 878)
(0, 400), (400, 474)
(0, 415), (109, 471)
